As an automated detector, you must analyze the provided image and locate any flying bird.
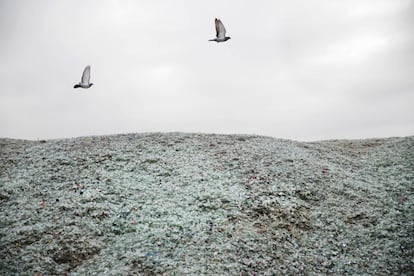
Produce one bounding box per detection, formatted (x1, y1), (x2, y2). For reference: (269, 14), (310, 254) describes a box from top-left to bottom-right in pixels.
(74, 65), (93, 89)
(209, 18), (231, 42)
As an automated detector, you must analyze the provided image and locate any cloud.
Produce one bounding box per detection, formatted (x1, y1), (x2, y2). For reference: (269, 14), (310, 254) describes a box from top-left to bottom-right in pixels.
(0, 0), (413, 140)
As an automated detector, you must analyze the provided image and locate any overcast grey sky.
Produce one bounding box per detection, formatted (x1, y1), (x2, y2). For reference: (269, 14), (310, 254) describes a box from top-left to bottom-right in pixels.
(1, 0), (413, 141)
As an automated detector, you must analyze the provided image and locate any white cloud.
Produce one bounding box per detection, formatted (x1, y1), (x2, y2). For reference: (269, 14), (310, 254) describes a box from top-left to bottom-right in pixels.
(0, 0), (413, 140)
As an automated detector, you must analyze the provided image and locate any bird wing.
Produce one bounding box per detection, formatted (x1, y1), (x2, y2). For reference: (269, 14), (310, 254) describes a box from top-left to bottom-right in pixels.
(215, 18), (226, 39)
(81, 65), (91, 84)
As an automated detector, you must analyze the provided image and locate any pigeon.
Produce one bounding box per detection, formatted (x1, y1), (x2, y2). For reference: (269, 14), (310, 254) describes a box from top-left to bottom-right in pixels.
(209, 18), (231, 42)
(74, 65), (93, 89)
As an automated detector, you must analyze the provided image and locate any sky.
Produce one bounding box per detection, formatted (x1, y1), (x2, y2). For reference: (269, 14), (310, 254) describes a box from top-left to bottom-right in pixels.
(0, 0), (413, 141)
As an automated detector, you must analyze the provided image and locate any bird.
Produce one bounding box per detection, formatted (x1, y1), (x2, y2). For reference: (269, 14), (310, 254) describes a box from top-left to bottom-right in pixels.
(74, 65), (93, 89)
(209, 18), (231, 43)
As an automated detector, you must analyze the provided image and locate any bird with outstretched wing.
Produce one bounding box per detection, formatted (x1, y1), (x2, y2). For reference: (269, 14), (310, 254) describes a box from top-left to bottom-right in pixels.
(74, 65), (93, 89)
(209, 18), (231, 42)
